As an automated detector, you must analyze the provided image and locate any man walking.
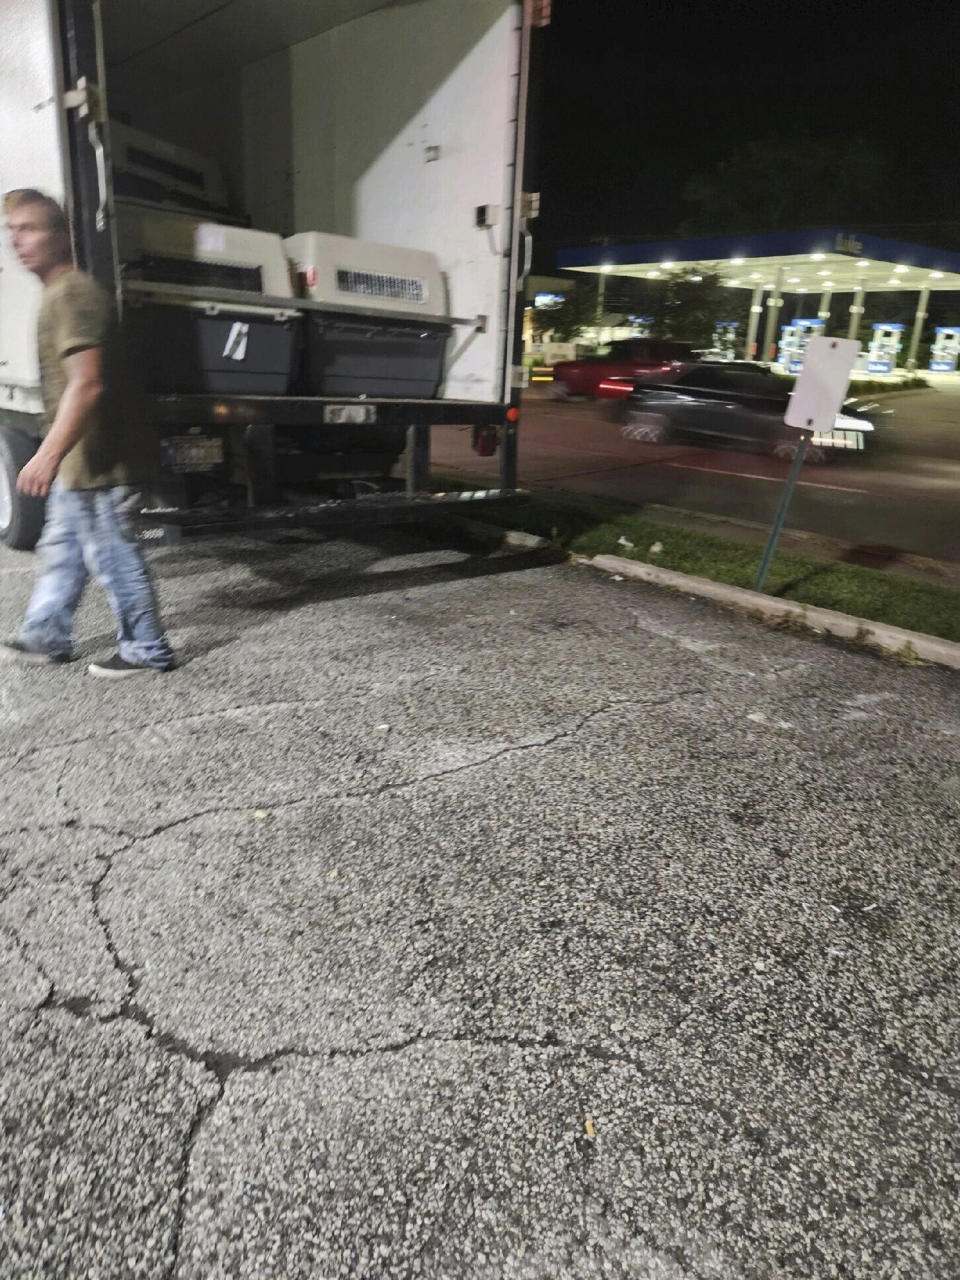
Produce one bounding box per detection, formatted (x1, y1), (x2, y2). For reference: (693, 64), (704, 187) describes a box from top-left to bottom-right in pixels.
(1, 189), (175, 678)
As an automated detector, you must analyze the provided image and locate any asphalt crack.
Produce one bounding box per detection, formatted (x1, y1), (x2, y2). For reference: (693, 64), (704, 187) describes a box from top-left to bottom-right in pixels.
(5, 697), (337, 770)
(338, 689), (707, 803)
(19, 687), (708, 1274)
(3, 690), (712, 854)
(36, 978), (728, 1278)
(6, 690), (706, 837)
(166, 1079), (222, 1279)
(0, 818), (135, 844)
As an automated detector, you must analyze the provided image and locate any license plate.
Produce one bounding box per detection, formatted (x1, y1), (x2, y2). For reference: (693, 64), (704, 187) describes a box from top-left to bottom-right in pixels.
(165, 434), (224, 472)
(323, 404), (377, 424)
(812, 429), (864, 451)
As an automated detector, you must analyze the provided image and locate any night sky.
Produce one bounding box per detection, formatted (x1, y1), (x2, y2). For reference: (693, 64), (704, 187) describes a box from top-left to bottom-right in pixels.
(535, 0), (960, 254)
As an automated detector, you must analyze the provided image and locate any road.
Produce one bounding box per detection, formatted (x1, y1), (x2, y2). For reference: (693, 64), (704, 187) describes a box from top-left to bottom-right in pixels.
(1, 526), (958, 1278)
(434, 383), (960, 563)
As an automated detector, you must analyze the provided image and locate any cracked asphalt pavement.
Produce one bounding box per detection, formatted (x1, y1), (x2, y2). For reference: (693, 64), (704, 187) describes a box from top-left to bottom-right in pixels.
(1, 525), (958, 1279)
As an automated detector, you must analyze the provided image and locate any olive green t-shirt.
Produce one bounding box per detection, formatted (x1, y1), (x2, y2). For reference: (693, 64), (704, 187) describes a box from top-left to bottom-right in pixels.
(37, 269), (158, 490)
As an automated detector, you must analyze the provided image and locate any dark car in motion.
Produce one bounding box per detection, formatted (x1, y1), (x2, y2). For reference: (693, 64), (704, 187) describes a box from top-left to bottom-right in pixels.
(615, 363), (875, 463)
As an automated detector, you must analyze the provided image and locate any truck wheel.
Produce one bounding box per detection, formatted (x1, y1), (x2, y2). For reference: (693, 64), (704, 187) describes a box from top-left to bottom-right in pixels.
(0, 426), (46, 550)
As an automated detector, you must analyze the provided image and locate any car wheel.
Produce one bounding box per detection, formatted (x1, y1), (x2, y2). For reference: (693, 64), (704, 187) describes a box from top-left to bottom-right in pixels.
(622, 410), (672, 444)
(549, 381), (572, 400)
(0, 426), (46, 550)
(772, 439), (827, 466)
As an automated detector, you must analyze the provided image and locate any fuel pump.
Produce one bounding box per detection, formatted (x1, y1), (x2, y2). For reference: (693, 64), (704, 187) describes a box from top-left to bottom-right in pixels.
(777, 325), (798, 370)
(713, 321), (738, 361)
(929, 327), (960, 373)
(778, 319), (823, 373)
(867, 323), (904, 374)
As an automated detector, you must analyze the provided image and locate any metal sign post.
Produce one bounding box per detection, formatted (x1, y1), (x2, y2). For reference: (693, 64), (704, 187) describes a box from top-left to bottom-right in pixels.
(754, 431), (811, 591)
(754, 336), (860, 593)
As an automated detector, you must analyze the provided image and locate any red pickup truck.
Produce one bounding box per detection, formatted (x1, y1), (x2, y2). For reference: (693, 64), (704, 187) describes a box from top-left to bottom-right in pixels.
(551, 338), (695, 399)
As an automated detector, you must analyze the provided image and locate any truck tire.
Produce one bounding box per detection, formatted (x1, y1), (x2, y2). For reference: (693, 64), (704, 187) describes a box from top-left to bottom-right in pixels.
(0, 426), (46, 550)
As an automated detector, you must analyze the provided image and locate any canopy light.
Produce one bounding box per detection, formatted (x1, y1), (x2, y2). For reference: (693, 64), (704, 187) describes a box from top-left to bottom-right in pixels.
(559, 232), (960, 299)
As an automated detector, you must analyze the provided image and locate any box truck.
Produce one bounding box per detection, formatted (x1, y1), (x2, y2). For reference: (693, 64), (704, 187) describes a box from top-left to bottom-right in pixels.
(0, 0), (547, 547)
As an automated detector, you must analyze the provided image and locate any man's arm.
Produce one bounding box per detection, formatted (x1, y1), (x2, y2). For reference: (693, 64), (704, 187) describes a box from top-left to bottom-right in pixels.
(17, 347), (104, 498)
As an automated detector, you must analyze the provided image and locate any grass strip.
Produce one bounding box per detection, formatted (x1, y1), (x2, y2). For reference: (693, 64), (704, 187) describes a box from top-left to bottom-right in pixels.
(478, 491), (960, 644)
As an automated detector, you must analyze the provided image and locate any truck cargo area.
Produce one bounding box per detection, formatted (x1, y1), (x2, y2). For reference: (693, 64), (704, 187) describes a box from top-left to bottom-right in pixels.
(95, 0), (526, 528)
(100, 0), (524, 364)
(0, 0), (534, 548)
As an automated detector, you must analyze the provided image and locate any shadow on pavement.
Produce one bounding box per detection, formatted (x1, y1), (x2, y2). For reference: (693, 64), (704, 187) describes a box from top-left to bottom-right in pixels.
(200, 543), (568, 618)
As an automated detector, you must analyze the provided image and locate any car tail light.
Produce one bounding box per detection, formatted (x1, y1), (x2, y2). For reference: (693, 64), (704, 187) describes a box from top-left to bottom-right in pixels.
(597, 379), (633, 398)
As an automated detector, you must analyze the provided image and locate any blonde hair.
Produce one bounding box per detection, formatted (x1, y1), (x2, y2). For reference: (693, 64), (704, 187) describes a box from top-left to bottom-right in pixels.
(3, 189), (71, 239)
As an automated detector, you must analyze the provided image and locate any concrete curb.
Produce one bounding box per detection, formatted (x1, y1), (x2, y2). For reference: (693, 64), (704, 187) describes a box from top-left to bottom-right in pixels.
(452, 516), (550, 551)
(449, 517), (960, 669)
(580, 553), (960, 670)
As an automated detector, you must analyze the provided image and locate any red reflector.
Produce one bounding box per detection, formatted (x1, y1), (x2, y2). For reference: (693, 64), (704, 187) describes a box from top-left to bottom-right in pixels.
(473, 425), (498, 456)
(506, 406), (520, 421)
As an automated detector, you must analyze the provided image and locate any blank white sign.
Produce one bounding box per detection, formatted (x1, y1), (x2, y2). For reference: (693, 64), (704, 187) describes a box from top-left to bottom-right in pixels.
(784, 336), (860, 432)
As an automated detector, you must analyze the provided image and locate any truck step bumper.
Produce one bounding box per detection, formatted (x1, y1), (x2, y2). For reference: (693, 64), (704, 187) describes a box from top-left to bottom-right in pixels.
(137, 487), (529, 544)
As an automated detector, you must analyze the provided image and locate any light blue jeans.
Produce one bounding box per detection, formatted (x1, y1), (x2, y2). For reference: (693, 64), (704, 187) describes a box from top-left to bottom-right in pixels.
(19, 485), (174, 669)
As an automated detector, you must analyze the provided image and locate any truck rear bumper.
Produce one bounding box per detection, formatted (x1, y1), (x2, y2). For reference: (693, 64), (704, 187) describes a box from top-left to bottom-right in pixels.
(149, 394), (507, 428)
(137, 487), (528, 544)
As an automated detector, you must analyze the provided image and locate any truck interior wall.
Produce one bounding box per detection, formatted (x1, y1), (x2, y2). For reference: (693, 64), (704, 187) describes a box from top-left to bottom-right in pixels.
(243, 0), (521, 404)
(0, 0), (67, 398)
(106, 68), (247, 214)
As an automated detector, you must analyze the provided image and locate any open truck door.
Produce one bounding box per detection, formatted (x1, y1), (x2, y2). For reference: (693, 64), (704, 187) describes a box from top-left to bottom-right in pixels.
(58, 0), (119, 297)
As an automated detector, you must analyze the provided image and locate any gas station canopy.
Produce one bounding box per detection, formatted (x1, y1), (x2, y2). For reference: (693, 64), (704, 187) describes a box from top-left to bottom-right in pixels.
(557, 229), (960, 294)
(558, 229), (960, 369)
